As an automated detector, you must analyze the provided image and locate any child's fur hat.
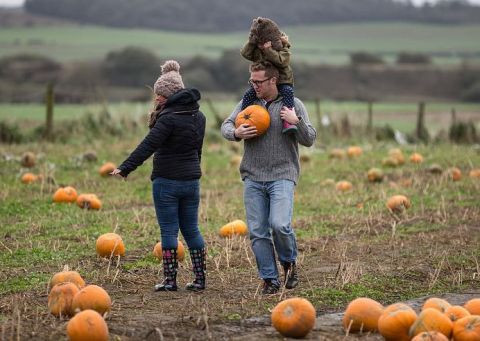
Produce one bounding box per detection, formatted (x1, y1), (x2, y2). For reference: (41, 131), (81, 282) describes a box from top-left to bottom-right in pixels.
(153, 60), (185, 98)
(249, 17), (284, 50)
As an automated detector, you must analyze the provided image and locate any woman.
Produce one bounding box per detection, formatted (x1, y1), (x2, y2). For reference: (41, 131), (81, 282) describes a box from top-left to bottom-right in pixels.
(111, 60), (207, 292)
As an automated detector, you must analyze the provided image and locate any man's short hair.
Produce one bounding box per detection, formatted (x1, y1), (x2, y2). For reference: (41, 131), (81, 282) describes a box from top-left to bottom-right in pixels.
(249, 62), (279, 83)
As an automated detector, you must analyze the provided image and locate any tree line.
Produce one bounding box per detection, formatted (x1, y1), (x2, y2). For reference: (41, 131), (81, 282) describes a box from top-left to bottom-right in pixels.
(24, 0), (480, 32)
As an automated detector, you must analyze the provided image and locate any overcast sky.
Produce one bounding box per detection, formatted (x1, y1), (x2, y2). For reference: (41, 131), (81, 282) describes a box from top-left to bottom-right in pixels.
(1, 0), (480, 6)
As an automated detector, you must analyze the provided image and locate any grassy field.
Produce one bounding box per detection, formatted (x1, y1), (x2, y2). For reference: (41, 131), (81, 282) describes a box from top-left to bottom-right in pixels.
(0, 123), (479, 338)
(1, 22), (480, 64)
(1, 100), (480, 135)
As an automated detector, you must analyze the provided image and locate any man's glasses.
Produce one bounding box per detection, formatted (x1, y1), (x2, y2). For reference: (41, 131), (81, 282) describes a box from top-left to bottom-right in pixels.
(248, 77), (272, 87)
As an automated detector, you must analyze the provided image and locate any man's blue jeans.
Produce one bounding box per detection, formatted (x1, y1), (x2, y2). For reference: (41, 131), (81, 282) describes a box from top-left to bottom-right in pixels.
(243, 178), (298, 280)
(152, 177), (204, 250)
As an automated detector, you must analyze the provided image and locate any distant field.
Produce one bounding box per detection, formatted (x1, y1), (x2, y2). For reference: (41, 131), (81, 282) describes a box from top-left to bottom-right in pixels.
(1, 100), (479, 134)
(1, 22), (480, 64)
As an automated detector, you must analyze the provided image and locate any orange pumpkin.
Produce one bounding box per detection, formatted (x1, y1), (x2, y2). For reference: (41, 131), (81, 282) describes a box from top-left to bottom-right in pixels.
(445, 305), (470, 322)
(99, 162), (116, 177)
(76, 193), (102, 210)
(347, 146), (363, 158)
(271, 297), (316, 338)
(67, 309), (109, 341)
(21, 151), (36, 167)
(452, 315), (480, 341)
(329, 148), (346, 159)
(53, 186), (78, 203)
(153, 240), (185, 262)
(469, 169), (480, 178)
(464, 298), (480, 315)
(72, 285), (111, 316)
(410, 153), (424, 164)
(382, 157), (400, 168)
(96, 233), (125, 257)
(367, 168), (384, 182)
(219, 220), (248, 237)
(386, 195), (411, 213)
(423, 297), (452, 313)
(336, 180), (352, 192)
(411, 331), (449, 341)
(50, 270), (85, 289)
(378, 303), (418, 341)
(449, 167), (462, 181)
(342, 297), (384, 333)
(234, 105), (270, 136)
(48, 282), (80, 317)
(21, 172), (38, 184)
(388, 148), (405, 165)
(409, 308), (453, 338)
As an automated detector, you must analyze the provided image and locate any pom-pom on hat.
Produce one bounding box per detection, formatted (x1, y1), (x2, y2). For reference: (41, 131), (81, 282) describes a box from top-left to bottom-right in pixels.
(153, 60), (185, 98)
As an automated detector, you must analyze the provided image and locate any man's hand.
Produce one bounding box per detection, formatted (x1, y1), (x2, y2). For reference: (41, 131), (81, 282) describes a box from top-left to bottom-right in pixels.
(280, 107), (300, 125)
(110, 168), (126, 180)
(234, 124), (258, 140)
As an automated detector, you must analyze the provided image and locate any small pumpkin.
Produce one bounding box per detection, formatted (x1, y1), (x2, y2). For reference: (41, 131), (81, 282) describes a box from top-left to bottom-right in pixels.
(409, 308), (453, 338)
(452, 315), (480, 341)
(422, 297), (452, 313)
(53, 186), (78, 203)
(153, 240), (185, 262)
(329, 148), (346, 159)
(50, 270), (85, 290)
(464, 298), (480, 315)
(342, 297), (384, 333)
(336, 180), (352, 192)
(388, 148), (405, 165)
(219, 220), (248, 237)
(448, 167), (462, 181)
(96, 233), (125, 258)
(411, 331), (449, 341)
(234, 105), (270, 136)
(382, 157), (400, 168)
(445, 305), (470, 322)
(410, 153), (424, 164)
(72, 285), (112, 316)
(48, 282), (80, 317)
(367, 168), (384, 182)
(386, 195), (411, 213)
(21, 172), (38, 184)
(271, 297), (316, 338)
(67, 309), (109, 341)
(20, 151), (36, 168)
(378, 303), (418, 341)
(77, 193), (102, 210)
(99, 162), (116, 177)
(469, 169), (480, 178)
(347, 146), (363, 158)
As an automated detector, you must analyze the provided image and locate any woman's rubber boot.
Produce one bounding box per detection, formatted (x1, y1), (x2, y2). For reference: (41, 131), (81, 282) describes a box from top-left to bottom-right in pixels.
(185, 248), (206, 291)
(154, 248), (178, 291)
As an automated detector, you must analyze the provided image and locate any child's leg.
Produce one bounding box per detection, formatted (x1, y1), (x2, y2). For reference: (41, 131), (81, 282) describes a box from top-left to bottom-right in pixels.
(278, 84), (297, 133)
(241, 86), (258, 110)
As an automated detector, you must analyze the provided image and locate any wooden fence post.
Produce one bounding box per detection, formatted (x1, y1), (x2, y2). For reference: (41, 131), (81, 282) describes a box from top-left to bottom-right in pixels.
(367, 101), (373, 133)
(45, 82), (54, 141)
(416, 101), (429, 143)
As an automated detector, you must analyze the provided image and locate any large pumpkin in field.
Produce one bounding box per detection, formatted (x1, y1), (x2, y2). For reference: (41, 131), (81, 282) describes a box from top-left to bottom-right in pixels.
(409, 308), (453, 338)
(271, 297), (316, 338)
(235, 105), (270, 136)
(342, 297), (384, 333)
(452, 315), (480, 341)
(50, 270), (85, 289)
(67, 309), (109, 341)
(48, 282), (80, 317)
(96, 233), (125, 258)
(378, 303), (418, 341)
(53, 186), (78, 203)
(153, 240), (185, 262)
(72, 285), (111, 316)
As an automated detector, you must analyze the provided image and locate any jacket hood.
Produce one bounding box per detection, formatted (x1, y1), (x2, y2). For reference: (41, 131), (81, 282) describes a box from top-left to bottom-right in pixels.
(165, 88), (201, 110)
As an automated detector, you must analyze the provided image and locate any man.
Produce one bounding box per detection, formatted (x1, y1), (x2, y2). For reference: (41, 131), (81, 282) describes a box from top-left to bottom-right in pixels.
(221, 61), (316, 294)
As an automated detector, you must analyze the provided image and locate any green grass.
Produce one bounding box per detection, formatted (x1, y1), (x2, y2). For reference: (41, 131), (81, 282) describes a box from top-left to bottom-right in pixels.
(1, 22), (480, 64)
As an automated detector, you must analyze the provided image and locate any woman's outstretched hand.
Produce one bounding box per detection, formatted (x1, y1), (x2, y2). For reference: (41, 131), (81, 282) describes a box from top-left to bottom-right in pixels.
(110, 168), (126, 180)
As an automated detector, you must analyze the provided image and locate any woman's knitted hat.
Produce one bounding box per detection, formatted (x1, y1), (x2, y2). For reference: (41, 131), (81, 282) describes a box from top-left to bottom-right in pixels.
(153, 60), (185, 98)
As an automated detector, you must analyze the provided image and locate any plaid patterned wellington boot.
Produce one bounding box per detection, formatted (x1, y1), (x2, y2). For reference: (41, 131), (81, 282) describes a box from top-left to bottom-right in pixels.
(154, 248), (178, 291)
(185, 248), (206, 291)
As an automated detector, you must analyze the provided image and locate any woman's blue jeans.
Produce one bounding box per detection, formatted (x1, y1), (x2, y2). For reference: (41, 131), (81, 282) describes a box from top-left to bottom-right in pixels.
(243, 178), (298, 280)
(152, 177), (204, 250)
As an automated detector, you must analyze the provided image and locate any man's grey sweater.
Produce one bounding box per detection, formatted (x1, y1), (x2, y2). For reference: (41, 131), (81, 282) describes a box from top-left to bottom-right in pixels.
(221, 97), (316, 184)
